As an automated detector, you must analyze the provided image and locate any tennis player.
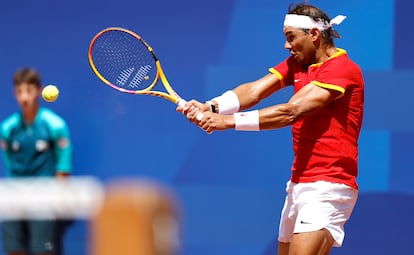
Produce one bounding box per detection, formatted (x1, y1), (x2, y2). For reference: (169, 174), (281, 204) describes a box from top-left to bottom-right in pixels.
(179, 3), (364, 255)
(0, 68), (72, 255)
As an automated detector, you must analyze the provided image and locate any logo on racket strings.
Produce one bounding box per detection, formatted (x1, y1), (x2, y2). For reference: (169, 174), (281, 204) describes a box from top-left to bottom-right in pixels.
(117, 65), (152, 88)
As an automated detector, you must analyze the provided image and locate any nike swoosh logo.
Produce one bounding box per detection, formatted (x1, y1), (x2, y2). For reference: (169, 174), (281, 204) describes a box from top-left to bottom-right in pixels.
(294, 79), (301, 83)
(300, 220), (312, 224)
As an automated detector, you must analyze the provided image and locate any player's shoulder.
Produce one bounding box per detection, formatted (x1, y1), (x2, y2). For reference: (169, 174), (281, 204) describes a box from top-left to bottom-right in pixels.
(1, 112), (21, 136)
(319, 48), (363, 80)
(38, 108), (67, 129)
(332, 48), (361, 70)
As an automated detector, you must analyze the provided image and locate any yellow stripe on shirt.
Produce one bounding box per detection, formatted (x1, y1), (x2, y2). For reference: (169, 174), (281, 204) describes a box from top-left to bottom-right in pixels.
(310, 48), (347, 67)
(268, 68), (285, 88)
(311, 80), (345, 99)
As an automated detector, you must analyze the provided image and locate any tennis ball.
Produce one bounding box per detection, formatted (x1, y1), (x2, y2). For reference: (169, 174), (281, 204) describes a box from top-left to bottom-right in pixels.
(42, 85), (59, 102)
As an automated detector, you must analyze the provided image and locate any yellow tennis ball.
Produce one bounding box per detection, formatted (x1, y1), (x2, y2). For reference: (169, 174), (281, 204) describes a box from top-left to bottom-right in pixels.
(42, 85), (59, 102)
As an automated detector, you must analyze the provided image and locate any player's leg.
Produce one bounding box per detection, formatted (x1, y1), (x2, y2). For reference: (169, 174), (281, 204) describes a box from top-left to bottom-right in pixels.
(291, 181), (358, 255)
(2, 220), (27, 255)
(28, 220), (56, 255)
(278, 241), (290, 255)
(277, 181), (296, 255)
(54, 220), (74, 255)
(289, 229), (334, 255)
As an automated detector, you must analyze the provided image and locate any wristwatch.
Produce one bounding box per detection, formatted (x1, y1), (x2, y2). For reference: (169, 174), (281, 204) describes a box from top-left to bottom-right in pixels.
(205, 100), (217, 113)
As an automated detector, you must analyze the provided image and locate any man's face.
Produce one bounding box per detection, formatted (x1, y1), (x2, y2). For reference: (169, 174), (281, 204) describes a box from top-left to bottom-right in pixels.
(14, 82), (41, 111)
(283, 26), (317, 65)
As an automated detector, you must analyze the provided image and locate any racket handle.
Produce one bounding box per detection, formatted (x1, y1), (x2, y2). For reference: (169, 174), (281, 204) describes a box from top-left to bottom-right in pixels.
(195, 112), (204, 121)
(177, 99), (204, 121)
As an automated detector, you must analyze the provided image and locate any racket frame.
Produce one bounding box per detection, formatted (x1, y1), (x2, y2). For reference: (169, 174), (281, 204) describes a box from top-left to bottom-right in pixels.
(88, 27), (183, 105)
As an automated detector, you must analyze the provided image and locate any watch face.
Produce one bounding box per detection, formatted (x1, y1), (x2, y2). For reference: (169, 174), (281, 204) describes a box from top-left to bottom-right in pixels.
(207, 101), (216, 113)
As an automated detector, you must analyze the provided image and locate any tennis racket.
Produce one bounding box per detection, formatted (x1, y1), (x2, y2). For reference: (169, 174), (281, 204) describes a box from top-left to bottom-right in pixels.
(88, 27), (203, 120)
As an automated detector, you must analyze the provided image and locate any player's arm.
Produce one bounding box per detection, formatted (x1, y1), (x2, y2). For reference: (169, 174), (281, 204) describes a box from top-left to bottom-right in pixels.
(198, 83), (340, 133)
(0, 124), (12, 174)
(258, 82), (340, 129)
(216, 73), (283, 112)
(51, 122), (72, 178)
(179, 73), (283, 119)
(0, 139), (11, 172)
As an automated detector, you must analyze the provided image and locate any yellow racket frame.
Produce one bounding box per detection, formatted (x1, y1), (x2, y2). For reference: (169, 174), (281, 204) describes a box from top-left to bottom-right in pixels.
(88, 27), (182, 104)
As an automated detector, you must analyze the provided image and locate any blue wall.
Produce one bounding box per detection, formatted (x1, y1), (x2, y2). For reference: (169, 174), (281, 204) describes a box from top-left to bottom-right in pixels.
(1, 0), (413, 254)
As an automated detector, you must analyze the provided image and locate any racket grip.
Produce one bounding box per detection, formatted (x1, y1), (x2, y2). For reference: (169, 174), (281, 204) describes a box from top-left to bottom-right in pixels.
(195, 112), (204, 121)
(176, 98), (187, 108)
(177, 98), (204, 121)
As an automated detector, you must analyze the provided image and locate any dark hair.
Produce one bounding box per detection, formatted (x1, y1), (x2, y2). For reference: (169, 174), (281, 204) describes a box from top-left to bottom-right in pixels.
(288, 3), (337, 46)
(13, 68), (42, 87)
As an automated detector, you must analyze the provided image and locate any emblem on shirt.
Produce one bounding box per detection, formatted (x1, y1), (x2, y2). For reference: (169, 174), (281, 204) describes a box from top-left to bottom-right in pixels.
(44, 241), (54, 251)
(36, 140), (49, 152)
(0, 140), (6, 150)
(11, 141), (20, 152)
(58, 138), (69, 148)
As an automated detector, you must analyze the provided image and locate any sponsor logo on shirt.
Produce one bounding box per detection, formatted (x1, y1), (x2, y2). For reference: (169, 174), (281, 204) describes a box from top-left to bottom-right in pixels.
(36, 140), (49, 152)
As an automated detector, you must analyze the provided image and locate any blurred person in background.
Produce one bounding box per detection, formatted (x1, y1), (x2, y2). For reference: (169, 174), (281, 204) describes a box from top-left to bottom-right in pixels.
(0, 68), (72, 255)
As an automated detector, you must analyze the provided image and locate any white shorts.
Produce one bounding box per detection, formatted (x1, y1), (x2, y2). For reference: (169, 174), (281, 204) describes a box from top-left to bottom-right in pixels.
(278, 180), (358, 247)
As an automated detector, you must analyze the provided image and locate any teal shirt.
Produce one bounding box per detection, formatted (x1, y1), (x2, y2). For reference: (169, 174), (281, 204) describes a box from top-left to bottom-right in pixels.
(0, 108), (71, 177)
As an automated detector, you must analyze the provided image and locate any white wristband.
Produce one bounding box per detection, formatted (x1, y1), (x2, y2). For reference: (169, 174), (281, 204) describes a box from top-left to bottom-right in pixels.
(233, 110), (260, 131)
(212, 90), (240, 115)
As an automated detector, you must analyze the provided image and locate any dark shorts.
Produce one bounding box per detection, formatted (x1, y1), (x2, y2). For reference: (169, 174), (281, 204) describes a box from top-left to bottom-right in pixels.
(2, 220), (56, 254)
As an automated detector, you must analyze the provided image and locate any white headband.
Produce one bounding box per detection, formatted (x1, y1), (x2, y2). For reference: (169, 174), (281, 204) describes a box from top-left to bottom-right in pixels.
(284, 14), (346, 30)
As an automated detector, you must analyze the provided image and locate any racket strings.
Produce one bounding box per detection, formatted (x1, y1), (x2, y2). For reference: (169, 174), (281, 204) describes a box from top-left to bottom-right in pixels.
(91, 30), (157, 90)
